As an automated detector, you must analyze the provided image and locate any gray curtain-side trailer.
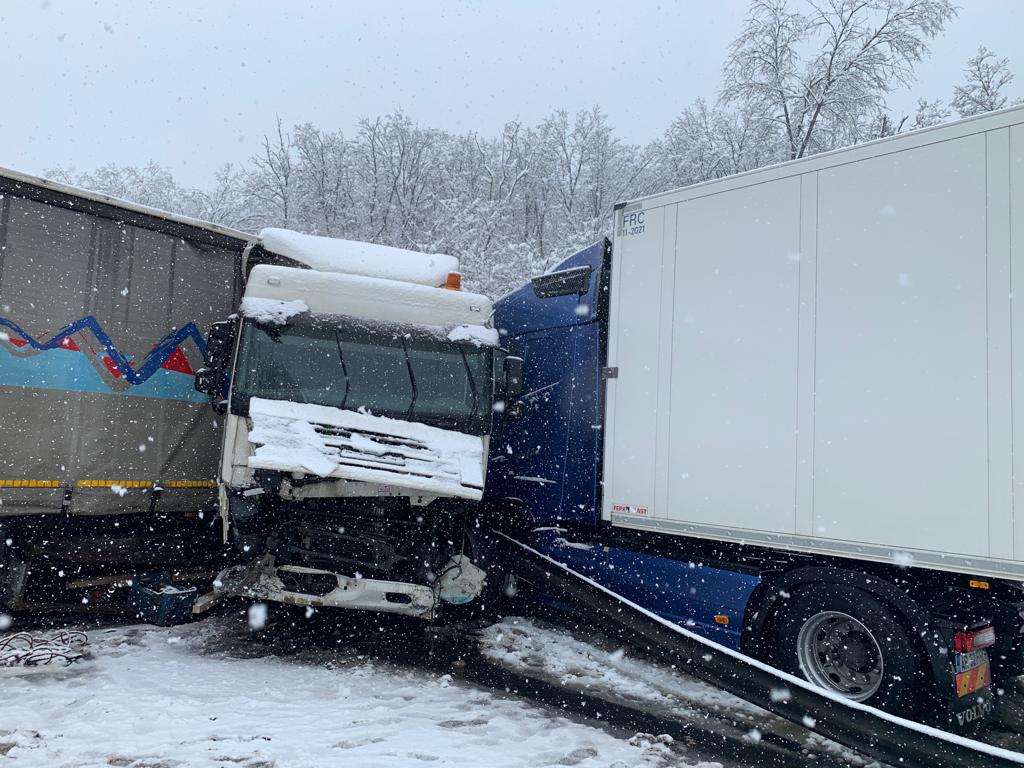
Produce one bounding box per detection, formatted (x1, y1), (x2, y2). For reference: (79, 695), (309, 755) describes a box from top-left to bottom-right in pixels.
(0, 166), (252, 612)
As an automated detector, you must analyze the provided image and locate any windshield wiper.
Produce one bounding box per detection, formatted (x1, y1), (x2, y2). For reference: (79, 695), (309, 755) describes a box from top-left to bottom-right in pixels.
(401, 337), (418, 420)
(460, 347), (480, 421)
(334, 331), (352, 409)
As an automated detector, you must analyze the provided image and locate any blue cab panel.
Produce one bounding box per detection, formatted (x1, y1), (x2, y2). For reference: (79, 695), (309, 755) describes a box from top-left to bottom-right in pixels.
(486, 241), (605, 525)
(531, 530), (759, 650)
(488, 241), (762, 652)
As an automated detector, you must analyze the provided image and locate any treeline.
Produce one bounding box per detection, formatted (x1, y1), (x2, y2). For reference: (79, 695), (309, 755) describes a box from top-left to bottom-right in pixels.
(50, 1), (1018, 297)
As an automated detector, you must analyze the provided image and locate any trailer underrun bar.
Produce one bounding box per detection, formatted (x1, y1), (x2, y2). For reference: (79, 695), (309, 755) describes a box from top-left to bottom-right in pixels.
(495, 531), (1024, 768)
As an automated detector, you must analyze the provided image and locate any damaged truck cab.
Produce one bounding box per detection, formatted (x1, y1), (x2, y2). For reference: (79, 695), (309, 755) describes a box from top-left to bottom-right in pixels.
(196, 230), (516, 619)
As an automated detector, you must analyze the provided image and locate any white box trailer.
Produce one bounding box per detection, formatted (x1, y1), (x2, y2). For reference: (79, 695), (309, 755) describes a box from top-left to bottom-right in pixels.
(603, 104), (1024, 583)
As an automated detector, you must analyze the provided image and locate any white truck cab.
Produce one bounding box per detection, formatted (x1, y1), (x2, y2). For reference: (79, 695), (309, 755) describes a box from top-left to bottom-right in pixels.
(195, 230), (519, 618)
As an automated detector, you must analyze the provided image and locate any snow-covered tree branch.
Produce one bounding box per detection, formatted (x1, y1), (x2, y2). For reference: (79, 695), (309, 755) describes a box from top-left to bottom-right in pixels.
(722, 0), (956, 158)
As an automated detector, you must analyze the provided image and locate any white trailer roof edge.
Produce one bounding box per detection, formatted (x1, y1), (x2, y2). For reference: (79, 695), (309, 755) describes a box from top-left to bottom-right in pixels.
(618, 103), (1024, 212)
(0, 164), (256, 245)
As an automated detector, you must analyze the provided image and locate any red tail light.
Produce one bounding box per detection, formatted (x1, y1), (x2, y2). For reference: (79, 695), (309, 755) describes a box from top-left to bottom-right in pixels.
(954, 626), (996, 653)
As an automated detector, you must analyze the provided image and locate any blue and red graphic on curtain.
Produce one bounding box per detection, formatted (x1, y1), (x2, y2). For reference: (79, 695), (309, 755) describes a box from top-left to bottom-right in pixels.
(0, 316), (207, 402)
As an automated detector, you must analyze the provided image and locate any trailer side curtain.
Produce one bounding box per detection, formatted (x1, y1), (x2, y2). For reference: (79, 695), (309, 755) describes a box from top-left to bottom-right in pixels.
(0, 193), (242, 516)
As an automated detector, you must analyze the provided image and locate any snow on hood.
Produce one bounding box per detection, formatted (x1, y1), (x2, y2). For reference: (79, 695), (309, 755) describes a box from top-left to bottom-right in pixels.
(239, 296), (309, 325)
(246, 397), (484, 500)
(260, 228), (460, 288)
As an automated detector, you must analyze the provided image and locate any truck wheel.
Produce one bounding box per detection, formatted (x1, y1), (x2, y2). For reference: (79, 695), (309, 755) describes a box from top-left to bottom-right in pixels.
(770, 585), (927, 714)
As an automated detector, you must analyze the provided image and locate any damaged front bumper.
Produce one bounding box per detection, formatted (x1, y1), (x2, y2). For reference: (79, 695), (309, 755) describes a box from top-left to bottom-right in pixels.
(213, 554), (486, 620)
(214, 557), (438, 618)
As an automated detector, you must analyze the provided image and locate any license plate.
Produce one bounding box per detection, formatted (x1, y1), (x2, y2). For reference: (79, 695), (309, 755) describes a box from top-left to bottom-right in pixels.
(955, 660), (991, 697)
(955, 649), (987, 673)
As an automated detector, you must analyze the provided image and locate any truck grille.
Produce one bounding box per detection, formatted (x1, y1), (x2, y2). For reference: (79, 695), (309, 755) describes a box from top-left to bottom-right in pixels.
(246, 398), (484, 500)
(312, 422), (476, 492)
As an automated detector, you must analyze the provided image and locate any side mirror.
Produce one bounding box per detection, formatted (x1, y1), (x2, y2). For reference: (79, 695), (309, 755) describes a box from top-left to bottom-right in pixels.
(194, 367), (222, 396)
(205, 320), (237, 367)
(193, 367), (227, 414)
(197, 320), (235, 414)
(503, 356), (524, 401)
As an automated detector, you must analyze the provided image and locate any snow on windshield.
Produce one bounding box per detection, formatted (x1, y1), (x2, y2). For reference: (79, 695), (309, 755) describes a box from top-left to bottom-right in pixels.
(260, 228), (459, 287)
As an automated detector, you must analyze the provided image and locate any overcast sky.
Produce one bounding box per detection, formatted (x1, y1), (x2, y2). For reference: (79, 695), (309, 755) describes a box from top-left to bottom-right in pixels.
(1, 1), (1020, 188)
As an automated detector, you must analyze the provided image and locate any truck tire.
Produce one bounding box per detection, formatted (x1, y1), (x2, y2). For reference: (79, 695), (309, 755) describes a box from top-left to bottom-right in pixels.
(769, 584), (929, 715)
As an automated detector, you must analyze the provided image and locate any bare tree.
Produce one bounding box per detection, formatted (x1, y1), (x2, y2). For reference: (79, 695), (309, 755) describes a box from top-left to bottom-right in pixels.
(952, 45), (1015, 117)
(479, 122), (530, 206)
(292, 124), (354, 236)
(45, 162), (221, 223)
(659, 99), (781, 186)
(196, 163), (261, 230)
(850, 95), (950, 142)
(910, 97), (951, 128)
(247, 117), (295, 228)
(723, 0), (956, 159)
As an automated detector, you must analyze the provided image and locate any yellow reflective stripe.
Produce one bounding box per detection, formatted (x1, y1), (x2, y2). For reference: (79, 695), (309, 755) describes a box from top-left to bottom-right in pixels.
(76, 480), (153, 489)
(0, 479), (216, 490)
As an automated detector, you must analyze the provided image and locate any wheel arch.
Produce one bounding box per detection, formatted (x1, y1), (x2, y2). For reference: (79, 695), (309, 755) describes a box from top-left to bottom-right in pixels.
(741, 565), (955, 697)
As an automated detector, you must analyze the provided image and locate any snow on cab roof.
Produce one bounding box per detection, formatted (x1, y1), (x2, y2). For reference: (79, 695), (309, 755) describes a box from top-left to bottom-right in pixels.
(259, 228), (460, 288)
(244, 264), (493, 329)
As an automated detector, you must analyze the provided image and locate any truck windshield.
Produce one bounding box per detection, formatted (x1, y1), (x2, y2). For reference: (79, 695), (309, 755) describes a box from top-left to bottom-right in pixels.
(231, 315), (492, 434)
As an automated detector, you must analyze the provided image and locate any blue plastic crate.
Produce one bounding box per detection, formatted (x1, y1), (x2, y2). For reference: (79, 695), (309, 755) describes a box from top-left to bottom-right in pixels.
(128, 572), (197, 626)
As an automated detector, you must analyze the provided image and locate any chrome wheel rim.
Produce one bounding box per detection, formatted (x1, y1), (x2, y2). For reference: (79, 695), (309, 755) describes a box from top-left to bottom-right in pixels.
(795, 610), (884, 701)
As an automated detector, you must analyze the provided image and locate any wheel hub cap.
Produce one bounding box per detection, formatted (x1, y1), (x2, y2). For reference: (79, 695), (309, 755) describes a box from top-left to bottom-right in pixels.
(795, 610), (884, 701)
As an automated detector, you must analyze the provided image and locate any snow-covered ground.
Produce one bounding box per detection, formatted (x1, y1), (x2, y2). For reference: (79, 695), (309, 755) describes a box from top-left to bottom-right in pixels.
(479, 616), (867, 766)
(480, 615), (1024, 762)
(481, 617), (763, 718)
(0, 615), (713, 768)
(5, 611), (1020, 767)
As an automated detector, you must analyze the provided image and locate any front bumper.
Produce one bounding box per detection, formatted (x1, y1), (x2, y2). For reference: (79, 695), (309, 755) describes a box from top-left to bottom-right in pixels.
(214, 557), (437, 618)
